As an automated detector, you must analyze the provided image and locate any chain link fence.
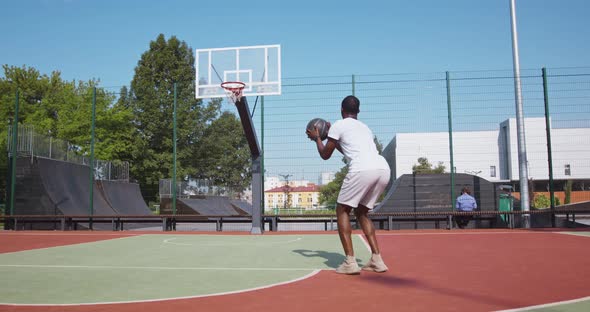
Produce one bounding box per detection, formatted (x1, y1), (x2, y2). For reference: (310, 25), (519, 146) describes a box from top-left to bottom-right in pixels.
(257, 68), (590, 218)
(6, 124), (129, 181)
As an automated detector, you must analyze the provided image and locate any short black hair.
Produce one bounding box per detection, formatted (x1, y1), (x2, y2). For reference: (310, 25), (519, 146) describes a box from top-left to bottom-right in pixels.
(341, 95), (360, 114)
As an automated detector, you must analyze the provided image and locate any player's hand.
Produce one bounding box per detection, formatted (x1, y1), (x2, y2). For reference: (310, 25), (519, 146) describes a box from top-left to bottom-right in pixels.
(306, 126), (320, 141)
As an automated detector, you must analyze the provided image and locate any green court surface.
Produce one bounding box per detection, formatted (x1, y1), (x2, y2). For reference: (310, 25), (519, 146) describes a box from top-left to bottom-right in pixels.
(517, 232), (590, 312)
(561, 231), (590, 238)
(0, 234), (370, 305)
(524, 299), (590, 312)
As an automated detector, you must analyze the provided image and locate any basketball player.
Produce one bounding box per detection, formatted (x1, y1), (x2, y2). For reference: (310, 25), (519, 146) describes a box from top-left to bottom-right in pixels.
(306, 95), (390, 274)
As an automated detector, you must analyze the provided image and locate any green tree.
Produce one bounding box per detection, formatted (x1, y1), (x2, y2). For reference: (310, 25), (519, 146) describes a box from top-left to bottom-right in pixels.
(0, 65), (135, 203)
(195, 111), (251, 191)
(532, 194), (551, 209)
(127, 34), (249, 200)
(564, 180), (573, 204)
(412, 157), (446, 174)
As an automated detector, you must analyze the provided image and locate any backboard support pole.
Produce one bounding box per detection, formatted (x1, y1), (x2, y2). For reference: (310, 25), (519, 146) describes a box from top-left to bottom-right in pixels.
(235, 96), (263, 234)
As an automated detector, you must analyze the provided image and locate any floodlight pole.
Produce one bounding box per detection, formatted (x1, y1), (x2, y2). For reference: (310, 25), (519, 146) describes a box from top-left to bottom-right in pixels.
(509, 0), (530, 228)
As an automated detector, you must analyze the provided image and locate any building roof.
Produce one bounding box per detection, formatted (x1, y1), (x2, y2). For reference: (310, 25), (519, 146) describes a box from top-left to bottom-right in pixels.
(266, 184), (320, 193)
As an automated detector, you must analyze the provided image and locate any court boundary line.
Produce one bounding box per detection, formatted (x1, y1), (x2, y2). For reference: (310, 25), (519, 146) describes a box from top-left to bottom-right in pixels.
(0, 234), (144, 255)
(374, 231), (579, 236)
(0, 264), (323, 271)
(358, 233), (371, 253)
(0, 269), (322, 306)
(553, 232), (590, 238)
(494, 295), (590, 312)
(162, 236), (303, 246)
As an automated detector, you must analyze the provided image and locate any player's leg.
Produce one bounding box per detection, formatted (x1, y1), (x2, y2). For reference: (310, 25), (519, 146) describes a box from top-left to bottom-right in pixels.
(354, 205), (379, 254)
(336, 203), (354, 256)
(356, 205), (388, 272)
(357, 169), (390, 273)
(335, 203), (360, 274)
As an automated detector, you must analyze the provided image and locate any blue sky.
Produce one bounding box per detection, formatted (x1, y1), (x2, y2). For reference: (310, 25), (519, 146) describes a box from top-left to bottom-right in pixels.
(2, 0), (589, 182)
(1, 0), (589, 88)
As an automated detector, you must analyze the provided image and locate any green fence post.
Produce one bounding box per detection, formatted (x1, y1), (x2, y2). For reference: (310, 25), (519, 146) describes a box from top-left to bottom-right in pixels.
(261, 96), (265, 215)
(89, 87), (96, 229)
(352, 74), (356, 96)
(172, 82), (177, 216)
(9, 90), (19, 217)
(542, 68), (556, 227)
(446, 72), (456, 217)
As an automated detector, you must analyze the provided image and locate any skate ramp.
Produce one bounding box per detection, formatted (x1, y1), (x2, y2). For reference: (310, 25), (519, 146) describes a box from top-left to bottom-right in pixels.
(98, 180), (152, 215)
(375, 173), (497, 213)
(230, 200), (252, 216)
(37, 157), (117, 216)
(179, 196), (241, 216)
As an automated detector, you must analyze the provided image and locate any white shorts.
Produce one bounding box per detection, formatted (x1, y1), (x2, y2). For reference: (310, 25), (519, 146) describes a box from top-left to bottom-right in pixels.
(337, 168), (390, 210)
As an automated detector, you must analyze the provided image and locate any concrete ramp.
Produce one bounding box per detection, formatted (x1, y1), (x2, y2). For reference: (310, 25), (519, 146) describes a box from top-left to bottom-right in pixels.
(98, 180), (152, 215)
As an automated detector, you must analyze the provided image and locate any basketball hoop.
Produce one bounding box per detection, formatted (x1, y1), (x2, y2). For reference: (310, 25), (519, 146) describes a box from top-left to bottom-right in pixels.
(221, 81), (246, 104)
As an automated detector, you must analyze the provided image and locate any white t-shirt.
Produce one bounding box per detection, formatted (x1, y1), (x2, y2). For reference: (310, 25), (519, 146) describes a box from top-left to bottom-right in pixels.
(327, 118), (390, 172)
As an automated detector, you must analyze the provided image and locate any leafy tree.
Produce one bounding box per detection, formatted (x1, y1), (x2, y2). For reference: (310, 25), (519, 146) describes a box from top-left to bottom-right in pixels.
(532, 194), (551, 209)
(412, 157), (446, 174)
(0, 65), (135, 203)
(127, 34), (249, 200)
(195, 111), (251, 191)
(564, 180), (573, 204)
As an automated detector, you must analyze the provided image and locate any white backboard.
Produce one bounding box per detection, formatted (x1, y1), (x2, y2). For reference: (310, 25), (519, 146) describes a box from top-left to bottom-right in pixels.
(195, 44), (281, 99)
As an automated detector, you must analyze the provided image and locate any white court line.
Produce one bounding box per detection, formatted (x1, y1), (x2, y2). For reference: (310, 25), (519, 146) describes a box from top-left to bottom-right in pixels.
(0, 269), (322, 306)
(0, 235), (144, 255)
(495, 295), (590, 312)
(0, 264), (319, 271)
(375, 231), (560, 236)
(0, 232), (139, 236)
(162, 236), (303, 247)
(358, 234), (371, 253)
(162, 237), (192, 246)
(553, 232), (590, 238)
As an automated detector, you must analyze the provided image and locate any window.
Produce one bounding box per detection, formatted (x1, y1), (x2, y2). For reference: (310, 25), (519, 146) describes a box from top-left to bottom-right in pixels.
(565, 164), (571, 176)
(490, 166), (496, 178)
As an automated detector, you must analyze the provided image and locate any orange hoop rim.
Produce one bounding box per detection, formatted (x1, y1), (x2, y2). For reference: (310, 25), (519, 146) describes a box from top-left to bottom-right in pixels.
(221, 81), (246, 94)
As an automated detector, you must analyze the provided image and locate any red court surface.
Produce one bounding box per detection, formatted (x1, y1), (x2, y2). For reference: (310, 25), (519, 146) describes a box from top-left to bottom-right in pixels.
(0, 229), (589, 312)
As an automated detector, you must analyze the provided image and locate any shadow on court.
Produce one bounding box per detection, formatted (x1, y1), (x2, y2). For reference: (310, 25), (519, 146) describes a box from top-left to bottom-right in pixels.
(292, 249), (359, 268)
(362, 272), (525, 308)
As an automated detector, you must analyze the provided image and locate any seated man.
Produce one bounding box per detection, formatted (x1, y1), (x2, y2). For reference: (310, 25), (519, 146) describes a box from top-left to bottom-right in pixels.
(455, 187), (477, 229)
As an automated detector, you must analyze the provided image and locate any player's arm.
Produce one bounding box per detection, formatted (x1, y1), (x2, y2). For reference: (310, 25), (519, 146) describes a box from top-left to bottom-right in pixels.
(315, 137), (338, 160)
(306, 127), (337, 160)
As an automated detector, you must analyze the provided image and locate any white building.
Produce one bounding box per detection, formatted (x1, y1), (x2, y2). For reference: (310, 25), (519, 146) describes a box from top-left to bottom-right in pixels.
(319, 172), (335, 185)
(264, 176), (312, 191)
(386, 118), (590, 182)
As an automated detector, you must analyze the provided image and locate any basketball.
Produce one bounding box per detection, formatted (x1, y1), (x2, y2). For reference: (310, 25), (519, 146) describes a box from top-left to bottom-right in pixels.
(306, 118), (329, 141)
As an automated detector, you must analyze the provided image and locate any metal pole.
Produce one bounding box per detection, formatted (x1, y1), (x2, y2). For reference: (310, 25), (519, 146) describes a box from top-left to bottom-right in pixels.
(509, 0), (530, 227)
(89, 87), (96, 229)
(172, 83), (177, 215)
(9, 90), (19, 217)
(542, 68), (556, 227)
(261, 96), (265, 214)
(446, 72), (456, 217)
(352, 74), (356, 96)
